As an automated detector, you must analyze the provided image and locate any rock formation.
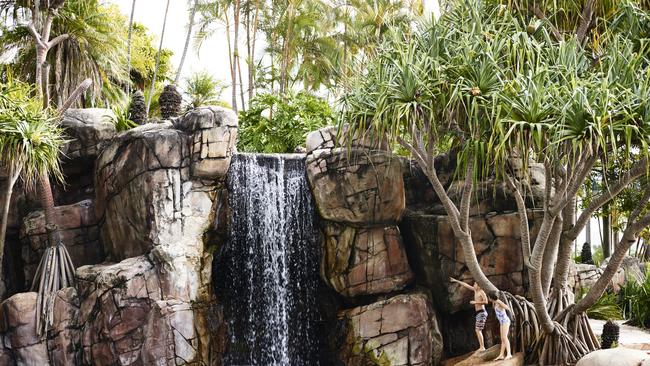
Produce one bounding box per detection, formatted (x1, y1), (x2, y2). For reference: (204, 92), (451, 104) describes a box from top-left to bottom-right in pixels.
(0, 106), (237, 365)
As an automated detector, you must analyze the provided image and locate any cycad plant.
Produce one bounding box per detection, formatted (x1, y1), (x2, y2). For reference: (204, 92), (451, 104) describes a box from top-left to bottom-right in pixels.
(341, 1), (650, 364)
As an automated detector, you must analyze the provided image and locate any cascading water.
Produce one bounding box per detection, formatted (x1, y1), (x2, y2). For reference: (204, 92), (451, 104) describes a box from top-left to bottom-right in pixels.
(217, 153), (323, 365)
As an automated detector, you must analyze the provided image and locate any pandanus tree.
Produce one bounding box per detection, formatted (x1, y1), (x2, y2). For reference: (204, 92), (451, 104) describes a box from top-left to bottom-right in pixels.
(341, 1), (650, 364)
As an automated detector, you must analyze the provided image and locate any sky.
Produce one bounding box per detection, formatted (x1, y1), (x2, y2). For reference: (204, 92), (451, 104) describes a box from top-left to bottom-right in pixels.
(109, 0), (233, 93)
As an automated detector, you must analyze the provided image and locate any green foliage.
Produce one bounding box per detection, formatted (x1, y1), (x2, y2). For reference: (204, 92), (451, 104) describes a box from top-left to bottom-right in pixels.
(183, 71), (226, 109)
(129, 22), (174, 91)
(341, 0), (650, 182)
(575, 288), (622, 320)
(110, 105), (137, 132)
(619, 272), (650, 328)
(238, 92), (334, 153)
(0, 80), (64, 187)
(593, 246), (605, 267)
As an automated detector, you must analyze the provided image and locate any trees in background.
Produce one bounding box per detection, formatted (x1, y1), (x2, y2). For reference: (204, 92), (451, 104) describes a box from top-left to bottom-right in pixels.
(342, 1), (650, 364)
(184, 71), (226, 108)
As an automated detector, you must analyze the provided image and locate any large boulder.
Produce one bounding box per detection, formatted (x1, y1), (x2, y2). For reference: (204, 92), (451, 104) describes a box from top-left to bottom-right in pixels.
(174, 106), (238, 179)
(321, 224), (413, 297)
(307, 148), (405, 225)
(0, 289), (80, 365)
(400, 211), (541, 313)
(20, 199), (102, 289)
(75, 256), (216, 365)
(61, 108), (117, 159)
(338, 292), (443, 366)
(575, 348), (650, 366)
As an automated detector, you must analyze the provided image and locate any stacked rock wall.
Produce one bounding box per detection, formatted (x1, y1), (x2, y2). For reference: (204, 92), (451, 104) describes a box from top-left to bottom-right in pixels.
(306, 126), (443, 365)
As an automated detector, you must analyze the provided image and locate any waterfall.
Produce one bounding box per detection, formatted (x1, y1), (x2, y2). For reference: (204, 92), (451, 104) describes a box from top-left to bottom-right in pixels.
(217, 153), (322, 365)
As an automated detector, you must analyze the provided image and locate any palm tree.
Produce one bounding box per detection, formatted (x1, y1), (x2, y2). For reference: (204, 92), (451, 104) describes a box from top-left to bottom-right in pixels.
(174, 0), (199, 86)
(0, 0), (129, 107)
(0, 81), (65, 304)
(184, 71), (226, 108)
(145, 0), (171, 117)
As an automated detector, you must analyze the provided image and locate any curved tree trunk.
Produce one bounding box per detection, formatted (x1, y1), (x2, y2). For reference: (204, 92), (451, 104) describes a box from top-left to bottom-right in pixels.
(126, 0), (137, 95)
(146, 0), (171, 117)
(528, 213), (558, 334)
(541, 215), (562, 297)
(0, 164), (22, 299)
(174, 0), (198, 86)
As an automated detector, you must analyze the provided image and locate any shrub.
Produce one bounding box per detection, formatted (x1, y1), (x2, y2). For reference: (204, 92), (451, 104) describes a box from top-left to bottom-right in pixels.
(576, 288), (623, 320)
(238, 92), (334, 153)
(619, 272), (650, 328)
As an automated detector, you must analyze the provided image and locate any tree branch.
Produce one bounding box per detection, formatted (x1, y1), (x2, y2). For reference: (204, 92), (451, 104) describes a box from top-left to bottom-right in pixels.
(57, 79), (92, 115)
(48, 34), (69, 48)
(459, 157), (474, 231)
(568, 157), (648, 241)
(506, 174), (532, 264)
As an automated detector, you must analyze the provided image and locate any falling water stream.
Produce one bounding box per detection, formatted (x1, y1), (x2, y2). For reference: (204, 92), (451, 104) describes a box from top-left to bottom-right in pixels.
(218, 153), (322, 365)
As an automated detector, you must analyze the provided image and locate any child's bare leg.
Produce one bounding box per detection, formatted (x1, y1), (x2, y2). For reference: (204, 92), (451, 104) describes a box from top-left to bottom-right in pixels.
(499, 324), (512, 359)
(475, 329), (485, 351)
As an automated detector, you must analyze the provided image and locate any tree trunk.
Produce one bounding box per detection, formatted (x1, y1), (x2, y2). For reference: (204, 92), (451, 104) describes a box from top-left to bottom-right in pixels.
(146, 0), (171, 117)
(224, 11), (237, 111)
(0, 164), (22, 299)
(280, 0), (295, 94)
(541, 216), (562, 296)
(55, 45), (63, 108)
(603, 213), (611, 258)
(233, 0), (241, 111)
(174, 0), (198, 86)
(529, 213), (558, 333)
(248, 0), (260, 101)
(126, 0), (137, 95)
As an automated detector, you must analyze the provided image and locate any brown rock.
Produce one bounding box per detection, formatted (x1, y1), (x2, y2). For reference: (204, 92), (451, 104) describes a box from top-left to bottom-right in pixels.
(20, 199), (103, 289)
(339, 292), (443, 366)
(61, 108), (117, 159)
(306, 148), (405, 225)
(322, 224), (413, 297)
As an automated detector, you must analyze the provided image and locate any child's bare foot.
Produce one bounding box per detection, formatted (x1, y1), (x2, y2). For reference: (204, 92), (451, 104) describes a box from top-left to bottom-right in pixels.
(495, 355), (504, 360)
(477, 347), (486, 352)
(504, 355), (512, 360)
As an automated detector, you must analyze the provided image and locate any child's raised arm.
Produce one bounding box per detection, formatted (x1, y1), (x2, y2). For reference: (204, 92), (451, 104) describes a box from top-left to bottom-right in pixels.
(449, 277), (475, 291)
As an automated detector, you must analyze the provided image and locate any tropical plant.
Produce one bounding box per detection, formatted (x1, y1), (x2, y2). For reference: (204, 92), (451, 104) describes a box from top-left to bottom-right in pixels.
(0, 0), (129, 107)
(0, 81), (59, 297)
(341, 1), (650, 363)
(111, 105), (137, 132)
(184, 71), (226, 108)
(128, 23), (174, 92)
(575, 289), (623, 320)
(238, 92), (334, 153)
(159, 84), (182, 119)
(619, 272), (650, 328)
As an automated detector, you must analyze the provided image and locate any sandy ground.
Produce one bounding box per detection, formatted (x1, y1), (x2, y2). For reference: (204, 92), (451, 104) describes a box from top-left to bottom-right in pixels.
(589, 318), (650, 351)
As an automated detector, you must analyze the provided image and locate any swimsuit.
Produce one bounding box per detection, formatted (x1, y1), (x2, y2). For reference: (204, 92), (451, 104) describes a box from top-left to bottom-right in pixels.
(475, 308), (488, 330)
(495, 307), (510, 325)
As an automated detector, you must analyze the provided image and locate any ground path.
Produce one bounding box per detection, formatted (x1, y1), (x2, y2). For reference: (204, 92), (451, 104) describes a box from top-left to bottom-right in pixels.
(589, 319), (650, 352)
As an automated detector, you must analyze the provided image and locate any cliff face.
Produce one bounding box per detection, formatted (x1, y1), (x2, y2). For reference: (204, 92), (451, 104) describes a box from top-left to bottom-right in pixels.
(0, 107), (237, 365)
(0, 108), (552, 365)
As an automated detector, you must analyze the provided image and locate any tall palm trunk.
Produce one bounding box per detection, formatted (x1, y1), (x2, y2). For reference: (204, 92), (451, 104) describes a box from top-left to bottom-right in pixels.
(146, 0), (171, 117)
(232, 0), (241, 111)
(126, 0), (137, 95)
(224, 11), (237, 111)
(279, 0), (296, 94)
(174, 0), (198, 86)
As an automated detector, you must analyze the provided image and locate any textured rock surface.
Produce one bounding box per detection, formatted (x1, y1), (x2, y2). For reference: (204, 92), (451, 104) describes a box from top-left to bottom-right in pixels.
(307, 148), (405, 225)
(400, 211), (541, 313)
(1, 106), (235, 365)
(61, 108), (117, 159)
(175, 106), (238, 179)
(575, 348), (650, 366)
(338, 292), (443, 366)
(20, 199), (102, 289)
(442, 345), (524, 366)
(321, 224), (413, 297)
(568, 262), (626, 295)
